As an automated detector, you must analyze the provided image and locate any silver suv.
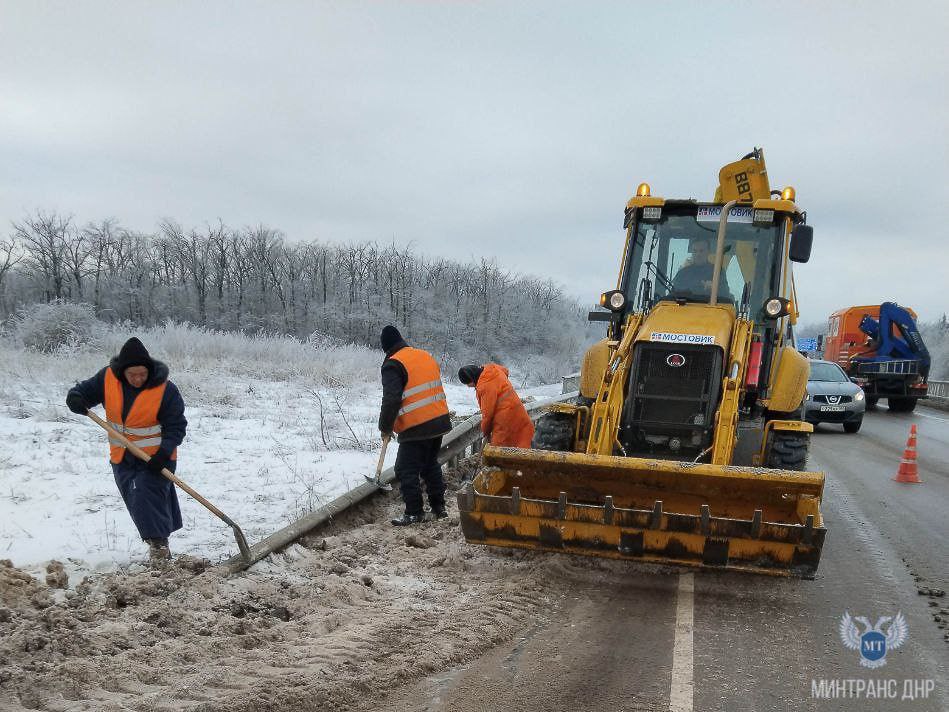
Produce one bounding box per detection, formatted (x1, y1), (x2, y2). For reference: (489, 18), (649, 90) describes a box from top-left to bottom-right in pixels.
(804, 360), (867, 433)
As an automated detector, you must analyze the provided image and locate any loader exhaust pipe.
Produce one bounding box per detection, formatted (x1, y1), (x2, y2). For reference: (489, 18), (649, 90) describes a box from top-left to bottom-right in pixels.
(710, 199), (737, 305)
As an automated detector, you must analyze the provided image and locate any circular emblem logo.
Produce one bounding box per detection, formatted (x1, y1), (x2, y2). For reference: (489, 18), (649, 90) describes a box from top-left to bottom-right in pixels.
(666, 353), (686, 368)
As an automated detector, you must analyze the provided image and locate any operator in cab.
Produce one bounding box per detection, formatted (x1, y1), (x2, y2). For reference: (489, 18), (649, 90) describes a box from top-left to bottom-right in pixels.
(670, 237), (733, 303)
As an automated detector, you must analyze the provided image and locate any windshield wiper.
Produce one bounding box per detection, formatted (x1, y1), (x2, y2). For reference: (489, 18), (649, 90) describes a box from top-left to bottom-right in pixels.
(643, 260), (675, 291)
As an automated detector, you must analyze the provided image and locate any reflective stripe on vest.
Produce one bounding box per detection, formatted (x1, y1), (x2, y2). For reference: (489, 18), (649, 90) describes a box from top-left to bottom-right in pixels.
(398, 391), (447, 416)
(108, 435), (164, 449)
(104, 368), (175, 464)
(388, 347), (449, 433)
(108, 422), (162, 436)
(496, 389), (516, 406)
(402, 379), (443, 399)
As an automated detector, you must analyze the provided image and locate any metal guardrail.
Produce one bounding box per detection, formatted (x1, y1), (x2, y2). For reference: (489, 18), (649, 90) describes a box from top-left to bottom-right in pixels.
(220, 391), (578, 574)
(440, 391), (578, 469)
(928, 380), (949, 401)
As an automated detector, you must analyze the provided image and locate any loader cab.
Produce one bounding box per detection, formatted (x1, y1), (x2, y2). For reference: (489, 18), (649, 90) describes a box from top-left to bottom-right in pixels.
(617, 200), (802, 378)
(612, 201), (798, 457)
(619, 201), (784, 320)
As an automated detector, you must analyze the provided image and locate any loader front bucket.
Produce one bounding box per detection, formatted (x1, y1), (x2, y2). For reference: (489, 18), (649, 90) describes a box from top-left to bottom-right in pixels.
(457, 446), (826, 578)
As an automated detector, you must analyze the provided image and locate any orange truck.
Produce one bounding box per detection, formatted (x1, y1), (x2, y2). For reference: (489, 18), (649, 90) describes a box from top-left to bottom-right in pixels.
(824, 303), (930, 412)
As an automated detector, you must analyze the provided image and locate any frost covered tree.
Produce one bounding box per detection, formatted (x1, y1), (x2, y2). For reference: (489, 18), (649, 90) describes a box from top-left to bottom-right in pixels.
(2, 214), (601, 383)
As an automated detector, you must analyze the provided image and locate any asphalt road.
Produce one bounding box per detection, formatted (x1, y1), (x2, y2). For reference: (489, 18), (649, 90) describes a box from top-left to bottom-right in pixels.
(371, 404), (949, 712)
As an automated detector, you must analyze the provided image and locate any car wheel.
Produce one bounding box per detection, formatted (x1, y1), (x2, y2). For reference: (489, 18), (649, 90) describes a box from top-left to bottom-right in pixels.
(843, 418), (862, 434)
(866, 396), (879, 410)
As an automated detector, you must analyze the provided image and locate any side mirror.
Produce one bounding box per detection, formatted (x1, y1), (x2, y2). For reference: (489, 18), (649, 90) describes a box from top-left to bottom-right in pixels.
(789, 224), (813, 263)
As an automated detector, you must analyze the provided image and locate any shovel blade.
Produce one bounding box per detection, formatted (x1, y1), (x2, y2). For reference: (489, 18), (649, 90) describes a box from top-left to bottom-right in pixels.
(364, 474), (393, 492)
(232, 525), (253, 564)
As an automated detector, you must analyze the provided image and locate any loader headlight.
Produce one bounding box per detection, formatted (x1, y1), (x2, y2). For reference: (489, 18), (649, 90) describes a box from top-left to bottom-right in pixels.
(854, 391), (865, 402)
(600, 290), (626, 312)
(763, 297), (790, 319)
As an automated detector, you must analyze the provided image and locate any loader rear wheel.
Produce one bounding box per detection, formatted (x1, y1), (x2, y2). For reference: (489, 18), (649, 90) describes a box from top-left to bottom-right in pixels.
(531, 412), (575, 452)
(765, 430), (810, 471)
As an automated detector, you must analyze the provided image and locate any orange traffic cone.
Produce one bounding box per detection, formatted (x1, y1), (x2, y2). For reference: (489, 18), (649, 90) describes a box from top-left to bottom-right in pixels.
(893, 424), (922, 484)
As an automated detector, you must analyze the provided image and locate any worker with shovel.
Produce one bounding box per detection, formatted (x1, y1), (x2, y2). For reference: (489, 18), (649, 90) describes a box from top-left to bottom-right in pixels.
(458, 364), (534, 448)
(378, 325), (451, 526)
(66, 337), (187, 561)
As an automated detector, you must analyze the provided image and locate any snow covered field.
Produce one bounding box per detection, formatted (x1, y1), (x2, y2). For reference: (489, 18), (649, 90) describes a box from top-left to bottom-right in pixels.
(0, 324), (559, 583)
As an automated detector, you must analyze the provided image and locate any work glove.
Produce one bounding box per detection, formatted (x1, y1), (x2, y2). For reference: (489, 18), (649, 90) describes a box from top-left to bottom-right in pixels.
(146, 451), (171, 475)
(380, 430), (393, 441)
(66, 392), (89, 414)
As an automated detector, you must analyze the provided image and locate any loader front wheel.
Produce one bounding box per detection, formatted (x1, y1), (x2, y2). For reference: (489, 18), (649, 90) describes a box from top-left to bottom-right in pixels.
(765, 430), (810, 471)
(531, 412), (575, 452)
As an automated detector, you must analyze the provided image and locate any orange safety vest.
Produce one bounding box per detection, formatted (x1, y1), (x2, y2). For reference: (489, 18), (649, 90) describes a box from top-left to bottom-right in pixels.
(104, 368), (176, 464)
(388, 347), (449, 433)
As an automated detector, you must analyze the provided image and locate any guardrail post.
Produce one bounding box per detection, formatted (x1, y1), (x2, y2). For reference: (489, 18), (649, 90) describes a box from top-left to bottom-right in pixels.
(928, 380), (948, 402)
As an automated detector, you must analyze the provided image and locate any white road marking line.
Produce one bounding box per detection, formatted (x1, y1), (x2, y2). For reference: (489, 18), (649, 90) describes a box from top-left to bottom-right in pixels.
(670, 573), (694, 712)
(914, 411), (949, 423)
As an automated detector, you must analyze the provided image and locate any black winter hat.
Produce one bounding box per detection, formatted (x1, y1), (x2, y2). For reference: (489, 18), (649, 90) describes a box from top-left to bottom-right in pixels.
(116, 337), (153, 372)
(380, 325), (404, 352)
(458, 365), (483, 385)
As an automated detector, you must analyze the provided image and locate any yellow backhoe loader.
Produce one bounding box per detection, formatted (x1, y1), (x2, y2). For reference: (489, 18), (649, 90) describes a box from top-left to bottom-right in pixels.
(458, 149), (825, 578)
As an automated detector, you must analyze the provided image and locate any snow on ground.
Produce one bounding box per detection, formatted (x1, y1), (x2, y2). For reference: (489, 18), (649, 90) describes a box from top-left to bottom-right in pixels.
(0, 481), (607, 712)
(0, 329), (561, 583)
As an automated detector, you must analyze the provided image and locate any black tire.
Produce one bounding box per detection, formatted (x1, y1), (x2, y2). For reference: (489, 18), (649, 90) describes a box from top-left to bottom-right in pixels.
(531, 412), (575, 452)
(765, 430), (810, 471)
(866, 396), (879, 410)
(887, 397), (917, 413)
(843, 418), (862, 434)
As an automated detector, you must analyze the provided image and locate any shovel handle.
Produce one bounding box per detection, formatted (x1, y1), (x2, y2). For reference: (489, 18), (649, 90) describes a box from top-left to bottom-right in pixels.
(376, 435), (391, 477)
(84, 410), (231, 523)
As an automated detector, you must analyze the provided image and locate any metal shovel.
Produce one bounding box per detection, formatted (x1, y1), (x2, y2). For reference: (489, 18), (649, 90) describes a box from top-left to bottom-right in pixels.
(84, 410), (253, 564)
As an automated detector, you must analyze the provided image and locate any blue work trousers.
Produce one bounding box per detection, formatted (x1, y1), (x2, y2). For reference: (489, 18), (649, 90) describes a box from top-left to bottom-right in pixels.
(111, 458), (183, 540)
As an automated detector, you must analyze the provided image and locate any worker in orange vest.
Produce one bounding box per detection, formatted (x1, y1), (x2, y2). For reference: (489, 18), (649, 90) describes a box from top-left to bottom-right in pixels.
(458, 364), (534, 448)
(378, 325), (451, 526)
(66, 337), (187, 561)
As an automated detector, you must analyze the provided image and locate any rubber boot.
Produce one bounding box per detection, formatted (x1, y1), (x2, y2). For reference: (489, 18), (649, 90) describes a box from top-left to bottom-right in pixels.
(146, 538), (171, 561)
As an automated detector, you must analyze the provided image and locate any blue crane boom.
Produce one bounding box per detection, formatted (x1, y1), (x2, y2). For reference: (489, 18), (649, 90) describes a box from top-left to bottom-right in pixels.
(855, 301), (930, 378)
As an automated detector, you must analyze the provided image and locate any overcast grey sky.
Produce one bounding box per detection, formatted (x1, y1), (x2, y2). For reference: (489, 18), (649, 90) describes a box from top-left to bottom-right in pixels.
(2, 1), (947, 322)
